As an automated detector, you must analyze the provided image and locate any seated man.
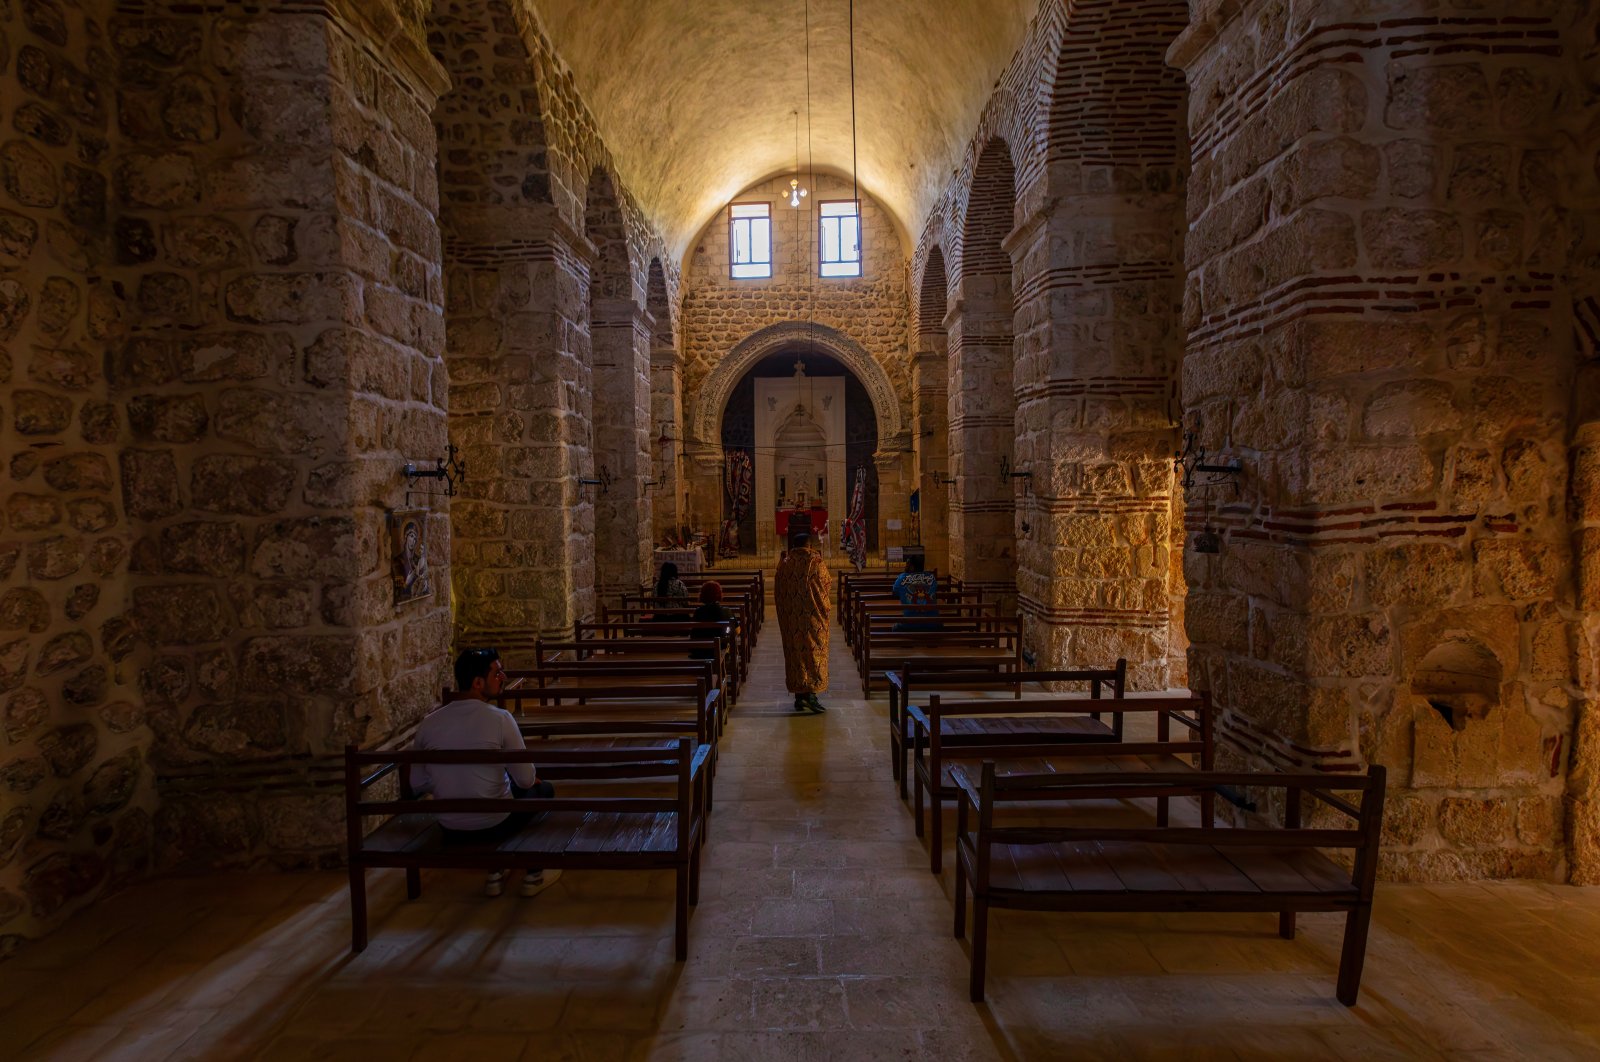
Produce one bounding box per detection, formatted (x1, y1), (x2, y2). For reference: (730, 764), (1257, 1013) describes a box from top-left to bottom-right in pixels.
(891, 553), (940, 631)
(409, 648), (561, 899)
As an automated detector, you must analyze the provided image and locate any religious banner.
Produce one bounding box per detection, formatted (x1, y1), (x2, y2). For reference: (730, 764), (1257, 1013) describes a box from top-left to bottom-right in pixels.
(842, 467), (868, 571)
(721, 449), (753, 558)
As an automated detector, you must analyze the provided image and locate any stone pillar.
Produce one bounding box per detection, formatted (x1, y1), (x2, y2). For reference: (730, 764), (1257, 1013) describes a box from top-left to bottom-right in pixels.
(1173, 0), (1586, 879)
(593, 299), (652, 597)
(945, 297), (1016, 600)
(99, 4), (453, 869)
(443, 206), (596, 641)
(912, 347), (950, 572)
(685, 450), (725, 554)
(649, 322), (685, 544)
(1009, 1), (1189, 689)
(873, 444), (913, 561)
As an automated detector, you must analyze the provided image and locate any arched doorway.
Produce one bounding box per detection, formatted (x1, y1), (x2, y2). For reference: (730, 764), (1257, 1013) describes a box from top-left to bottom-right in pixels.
(718, 350), (880, 559)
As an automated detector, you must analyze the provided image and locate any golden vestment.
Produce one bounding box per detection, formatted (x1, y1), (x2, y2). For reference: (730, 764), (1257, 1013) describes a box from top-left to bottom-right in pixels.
(775, 546), (832, 694)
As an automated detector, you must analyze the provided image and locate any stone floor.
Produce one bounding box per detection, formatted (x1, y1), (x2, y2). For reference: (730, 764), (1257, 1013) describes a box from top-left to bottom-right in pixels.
(4, 608), (1600, 1060)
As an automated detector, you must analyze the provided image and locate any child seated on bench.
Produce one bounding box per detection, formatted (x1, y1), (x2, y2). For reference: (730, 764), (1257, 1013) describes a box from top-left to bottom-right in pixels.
(891, 552), (941, 631)
(410, 647), (560, 899)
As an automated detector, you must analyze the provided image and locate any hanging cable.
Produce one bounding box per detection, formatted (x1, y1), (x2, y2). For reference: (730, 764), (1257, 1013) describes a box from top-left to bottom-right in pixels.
(848, 0), (860, 255)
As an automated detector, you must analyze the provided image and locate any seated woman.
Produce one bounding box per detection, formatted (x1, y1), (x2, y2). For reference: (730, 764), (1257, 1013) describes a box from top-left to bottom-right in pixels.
(653, 561), (691, 621)
(891, 553), (941, 631)
(688, 581), (732, 660)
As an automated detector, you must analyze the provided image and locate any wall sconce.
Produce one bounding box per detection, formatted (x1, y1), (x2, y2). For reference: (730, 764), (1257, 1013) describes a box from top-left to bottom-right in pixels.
(579, 465), (613, 495)
(403, 443), (466, 498)
(1000, 454), (1032, 495)
(1174, 431), (1242, 492)
(927, 469), (955, 487)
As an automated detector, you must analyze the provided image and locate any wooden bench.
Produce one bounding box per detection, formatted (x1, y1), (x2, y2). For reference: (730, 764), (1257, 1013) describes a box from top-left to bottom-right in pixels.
(858, 614), (1022, 695)
(952, 763), (1386, 1004)
(678, 570), (765, 624)
(838, 570), (961, 618)
(911, 691), (1210, 873)
(607, 599), (756, 670)
(575, 620), (742, 698)
(888, 661), (1126, 798)
(536, 639), (734, 706)
(844, 590), (988, 648)
(345, 738), (710, 959)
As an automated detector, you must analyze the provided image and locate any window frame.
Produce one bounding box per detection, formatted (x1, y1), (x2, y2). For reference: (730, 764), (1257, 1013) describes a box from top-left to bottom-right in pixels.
(818, 199), (862, 278)
(729, 200), (773, 280)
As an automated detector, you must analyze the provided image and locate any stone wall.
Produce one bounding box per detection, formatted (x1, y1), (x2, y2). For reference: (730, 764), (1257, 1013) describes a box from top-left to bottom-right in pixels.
(1172, 0), (1592, 879)
(680, 173), (912, 543)
(1, 0), (145, 954)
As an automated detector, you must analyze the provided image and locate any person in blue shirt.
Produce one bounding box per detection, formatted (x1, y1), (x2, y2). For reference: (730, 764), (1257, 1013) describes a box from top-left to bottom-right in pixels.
(890, 553), (940, 631)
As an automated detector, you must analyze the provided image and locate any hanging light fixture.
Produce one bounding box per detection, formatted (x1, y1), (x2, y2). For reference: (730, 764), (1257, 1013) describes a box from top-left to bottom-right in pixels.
(789, 111), (808, 208)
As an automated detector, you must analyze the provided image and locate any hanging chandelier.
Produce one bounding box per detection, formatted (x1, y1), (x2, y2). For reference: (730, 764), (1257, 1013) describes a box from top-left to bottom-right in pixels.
(789, 111), (808, 207)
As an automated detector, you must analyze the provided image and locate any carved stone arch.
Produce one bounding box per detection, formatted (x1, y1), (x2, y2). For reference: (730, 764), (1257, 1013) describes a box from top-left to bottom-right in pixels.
(691, 322), (904, 448)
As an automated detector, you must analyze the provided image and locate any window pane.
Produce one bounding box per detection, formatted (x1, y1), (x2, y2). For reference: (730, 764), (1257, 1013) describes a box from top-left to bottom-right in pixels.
(732, 219), (750, 264)
(752, 218), (770, 264)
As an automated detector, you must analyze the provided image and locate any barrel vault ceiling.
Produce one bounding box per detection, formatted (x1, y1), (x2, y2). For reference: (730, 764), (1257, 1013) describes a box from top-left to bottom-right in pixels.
(527, 0), (1041, 261)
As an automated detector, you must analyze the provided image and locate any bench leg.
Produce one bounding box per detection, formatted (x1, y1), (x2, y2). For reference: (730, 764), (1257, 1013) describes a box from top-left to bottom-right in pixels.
(349, 864), (368, 954)
(405, 867), (421, 900)
(1336, 903), (1373, 1006)
(1279, 911), (1296, 940)
(689, 842), (702, 907)
(929, 797), (943, 875)
(913, 767), (925, 837)
(675, 865), (690, 961)
(969, 898), (989, 1002)
(953, 858), (967, 939)
(1156, 795), (1169, 828)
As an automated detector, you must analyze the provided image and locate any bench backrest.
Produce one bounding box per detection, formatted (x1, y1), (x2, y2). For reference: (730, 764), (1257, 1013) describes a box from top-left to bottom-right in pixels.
(926, 690), (1209, 766)
(959, 761), (1387, 900)
(345, 739), (703, 856)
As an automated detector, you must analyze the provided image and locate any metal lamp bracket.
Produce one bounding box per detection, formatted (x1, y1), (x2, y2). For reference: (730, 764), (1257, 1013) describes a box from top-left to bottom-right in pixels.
(403, 443), (466, 499)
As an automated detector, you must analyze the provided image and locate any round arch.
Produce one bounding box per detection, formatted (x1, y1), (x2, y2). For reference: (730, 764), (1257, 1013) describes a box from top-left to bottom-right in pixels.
(691, 322), (904, 447)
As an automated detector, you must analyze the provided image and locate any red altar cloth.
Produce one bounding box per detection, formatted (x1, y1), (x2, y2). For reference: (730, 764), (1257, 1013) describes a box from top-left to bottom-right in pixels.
(775, 507), (828, 538)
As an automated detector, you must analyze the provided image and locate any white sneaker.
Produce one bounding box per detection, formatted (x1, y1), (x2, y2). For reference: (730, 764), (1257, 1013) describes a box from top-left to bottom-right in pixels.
(484, 870), (507, 897)
(520, 869), (562, 898)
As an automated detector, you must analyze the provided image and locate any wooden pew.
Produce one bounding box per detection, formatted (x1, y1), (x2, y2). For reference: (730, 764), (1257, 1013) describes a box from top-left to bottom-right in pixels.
(844, 588), (988, 648)
(611, 595), (757, 668)
(678, 570), (765, 625)
(858, 613), (1022, 695)
(952, 763), (1386, 1004)
(887, 661), (1126, 798)
(345, 738), (710, 959)
(536, 639), (734, 707)
(575, 620), (742, 699)
(909, 691), (1211, 873)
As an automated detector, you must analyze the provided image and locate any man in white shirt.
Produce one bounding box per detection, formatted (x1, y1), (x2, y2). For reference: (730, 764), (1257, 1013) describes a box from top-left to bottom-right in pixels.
(409, 648), (560, 898)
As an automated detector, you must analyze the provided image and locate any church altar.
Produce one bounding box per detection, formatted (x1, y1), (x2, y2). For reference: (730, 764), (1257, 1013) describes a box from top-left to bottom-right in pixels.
(775, 507), (828, 539)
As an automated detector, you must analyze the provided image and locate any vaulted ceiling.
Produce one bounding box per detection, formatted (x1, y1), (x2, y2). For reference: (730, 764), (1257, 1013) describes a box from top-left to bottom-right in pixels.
(528, 0), (1041, 263)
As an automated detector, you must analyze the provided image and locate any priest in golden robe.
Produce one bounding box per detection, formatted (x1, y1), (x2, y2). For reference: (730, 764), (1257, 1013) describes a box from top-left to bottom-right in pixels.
(775, 530), (832, 713)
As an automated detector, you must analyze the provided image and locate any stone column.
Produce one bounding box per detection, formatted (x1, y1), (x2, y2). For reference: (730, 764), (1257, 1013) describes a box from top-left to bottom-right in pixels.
(1009, 1), (1189, 690)
(911, 347), (951, 571)
(649, 322), (685, 543)
(1173, 0), (1587, 879)
(684, 450), (725, 556)
(102, 4), (453, 868)
(443, 206), (596, 641)
(593, 299), (653, 597)
(945, 297), (1016, 599)
(873, 443), (912, 560)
